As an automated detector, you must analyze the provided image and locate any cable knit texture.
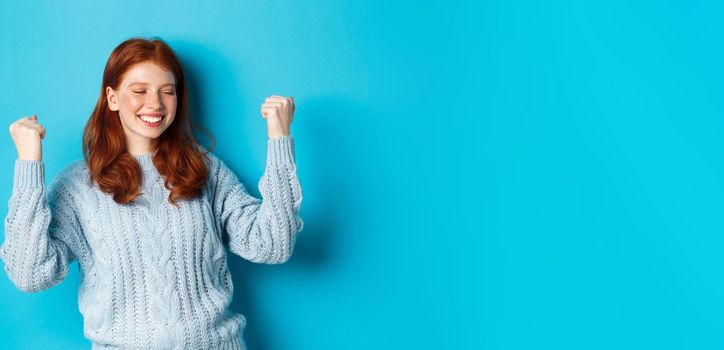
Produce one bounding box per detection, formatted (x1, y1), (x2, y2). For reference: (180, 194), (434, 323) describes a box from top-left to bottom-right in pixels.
(0, 135), (303, 349)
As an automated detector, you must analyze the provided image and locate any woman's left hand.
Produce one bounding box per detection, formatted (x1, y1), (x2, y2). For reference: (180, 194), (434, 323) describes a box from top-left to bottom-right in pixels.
(261, 95), (295, 139)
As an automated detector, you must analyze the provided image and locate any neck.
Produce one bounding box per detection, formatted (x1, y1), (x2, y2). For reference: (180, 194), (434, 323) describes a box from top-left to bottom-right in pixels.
(126, 139), (158, 157)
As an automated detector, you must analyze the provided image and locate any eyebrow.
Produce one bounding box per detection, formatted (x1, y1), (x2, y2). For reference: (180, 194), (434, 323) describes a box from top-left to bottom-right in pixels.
(128, 82), (176, 88)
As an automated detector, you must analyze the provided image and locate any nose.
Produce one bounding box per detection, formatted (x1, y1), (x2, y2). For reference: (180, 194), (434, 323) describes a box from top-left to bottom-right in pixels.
(145, 91), (163, 110)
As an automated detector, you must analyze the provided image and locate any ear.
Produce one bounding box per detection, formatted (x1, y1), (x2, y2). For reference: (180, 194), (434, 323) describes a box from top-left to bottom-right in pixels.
(106, 86), (119, 111)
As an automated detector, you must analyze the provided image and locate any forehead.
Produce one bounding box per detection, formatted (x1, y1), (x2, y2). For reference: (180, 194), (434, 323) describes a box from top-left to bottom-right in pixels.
(121, 62), (176, 86)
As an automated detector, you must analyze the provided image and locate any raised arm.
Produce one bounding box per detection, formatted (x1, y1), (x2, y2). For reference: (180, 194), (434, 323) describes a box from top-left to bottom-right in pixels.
(208, 135), (304, 264)
(1, 160), (83, 292)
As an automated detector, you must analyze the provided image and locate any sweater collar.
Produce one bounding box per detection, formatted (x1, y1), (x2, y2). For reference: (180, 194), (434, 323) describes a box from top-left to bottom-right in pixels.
(133, 152), (155, 172)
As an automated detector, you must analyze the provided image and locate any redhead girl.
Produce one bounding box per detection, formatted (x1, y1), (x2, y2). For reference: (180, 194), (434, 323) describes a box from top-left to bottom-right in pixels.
(1, 37), (303, 349)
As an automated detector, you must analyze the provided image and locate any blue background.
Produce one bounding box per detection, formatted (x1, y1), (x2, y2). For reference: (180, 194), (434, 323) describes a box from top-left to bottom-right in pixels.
(1, 0), (723, 349)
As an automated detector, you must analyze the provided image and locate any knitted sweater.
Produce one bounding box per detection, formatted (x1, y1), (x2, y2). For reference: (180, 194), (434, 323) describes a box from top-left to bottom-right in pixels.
(0, 135), (304, 349)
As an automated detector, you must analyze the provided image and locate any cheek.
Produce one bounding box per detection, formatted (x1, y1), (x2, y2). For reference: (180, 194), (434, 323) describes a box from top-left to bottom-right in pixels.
(165, 95), (177, 110)
(121, 96), (144, 113)
(165, 96), (178, 118)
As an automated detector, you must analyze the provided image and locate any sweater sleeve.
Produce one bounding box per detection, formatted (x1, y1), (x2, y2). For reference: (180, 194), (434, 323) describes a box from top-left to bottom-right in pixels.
(210, 135), (304, 264)
(0, 160), (82, 292)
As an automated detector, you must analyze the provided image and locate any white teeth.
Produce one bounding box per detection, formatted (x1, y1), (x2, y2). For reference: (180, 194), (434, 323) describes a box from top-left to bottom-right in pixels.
(139, 115), (162, 123)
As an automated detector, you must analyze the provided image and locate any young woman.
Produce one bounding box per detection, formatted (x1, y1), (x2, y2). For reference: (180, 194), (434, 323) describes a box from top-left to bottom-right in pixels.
(1, 37), (303, 349)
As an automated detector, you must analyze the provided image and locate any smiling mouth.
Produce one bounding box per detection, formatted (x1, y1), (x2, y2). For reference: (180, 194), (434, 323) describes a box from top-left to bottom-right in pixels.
(137, 114), (164, 126)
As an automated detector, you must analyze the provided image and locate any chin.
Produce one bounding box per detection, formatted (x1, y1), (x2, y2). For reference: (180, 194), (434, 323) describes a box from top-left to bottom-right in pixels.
(133, 128), (165, 139)
(146, 131), (166, 139)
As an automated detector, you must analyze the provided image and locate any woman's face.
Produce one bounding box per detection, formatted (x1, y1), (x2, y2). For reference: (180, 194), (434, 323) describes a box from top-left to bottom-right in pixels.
(106, 61), (177, 154)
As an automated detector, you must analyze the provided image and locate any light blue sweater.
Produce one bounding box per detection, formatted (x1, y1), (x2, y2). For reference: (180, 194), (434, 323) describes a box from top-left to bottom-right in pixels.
(0, 135), (304, 349)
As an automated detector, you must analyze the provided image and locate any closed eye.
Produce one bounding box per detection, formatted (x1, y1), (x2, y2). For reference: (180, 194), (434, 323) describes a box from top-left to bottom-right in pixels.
(133, 90), (174, 95)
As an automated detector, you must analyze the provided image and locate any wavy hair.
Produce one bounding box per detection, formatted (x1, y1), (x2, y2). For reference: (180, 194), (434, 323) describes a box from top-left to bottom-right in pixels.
(83, 37), (215, 207)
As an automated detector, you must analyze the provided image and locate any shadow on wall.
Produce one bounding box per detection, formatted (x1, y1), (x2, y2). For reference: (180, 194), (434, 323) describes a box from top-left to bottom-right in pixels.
(176, 40), (366, 350)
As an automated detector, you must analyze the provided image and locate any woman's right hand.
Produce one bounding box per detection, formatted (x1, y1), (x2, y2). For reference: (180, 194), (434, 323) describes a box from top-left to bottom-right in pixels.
(9, 114), (45, 161)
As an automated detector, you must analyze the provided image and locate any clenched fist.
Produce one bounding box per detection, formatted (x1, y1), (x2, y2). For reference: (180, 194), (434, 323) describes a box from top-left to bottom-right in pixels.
(9, 114), (46, 161)
(261, 95), (295, 139)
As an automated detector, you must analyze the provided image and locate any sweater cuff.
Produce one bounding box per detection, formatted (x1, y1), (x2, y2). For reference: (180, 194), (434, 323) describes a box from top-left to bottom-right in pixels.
(267, 135), (296, 167)
(14, 159), (45, 191)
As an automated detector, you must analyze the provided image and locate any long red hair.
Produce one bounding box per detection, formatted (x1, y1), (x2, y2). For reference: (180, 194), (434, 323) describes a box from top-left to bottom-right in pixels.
(83, 37), (215, 207)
